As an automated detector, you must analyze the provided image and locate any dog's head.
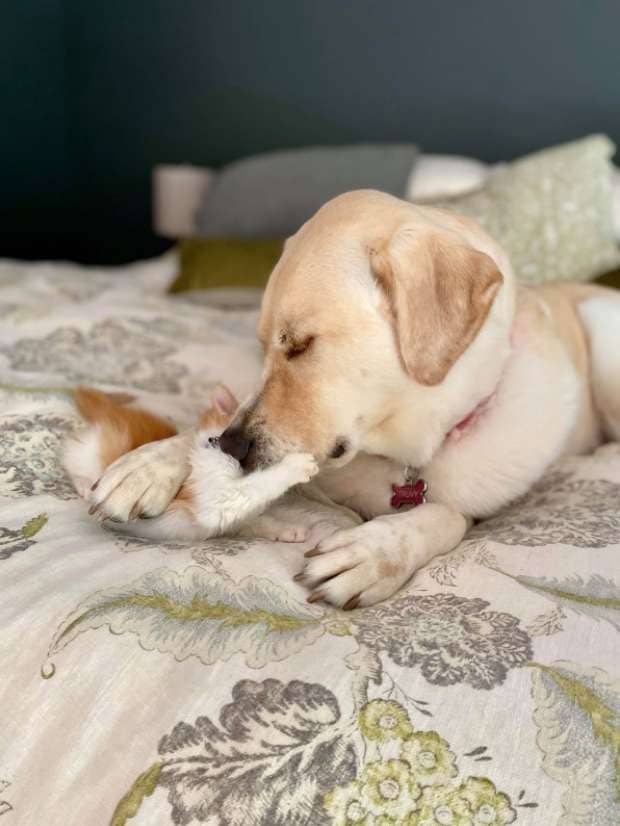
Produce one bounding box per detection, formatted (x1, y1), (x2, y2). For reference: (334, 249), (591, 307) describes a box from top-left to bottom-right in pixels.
(220, 190), (512, 470)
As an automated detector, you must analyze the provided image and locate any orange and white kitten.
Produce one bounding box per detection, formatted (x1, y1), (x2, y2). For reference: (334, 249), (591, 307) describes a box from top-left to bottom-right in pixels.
(63, 386), (318, 542)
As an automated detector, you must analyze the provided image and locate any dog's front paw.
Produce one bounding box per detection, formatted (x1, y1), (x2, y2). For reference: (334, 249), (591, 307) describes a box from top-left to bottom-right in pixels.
(89, 435), (189, 522)
(294, 519), (415, 609)
(281, 452), (319, 485)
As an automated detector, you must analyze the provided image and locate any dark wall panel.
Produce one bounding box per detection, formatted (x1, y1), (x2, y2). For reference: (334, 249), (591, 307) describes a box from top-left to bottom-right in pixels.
(0, 0), (75, 258)
(2, 1), (620, 262)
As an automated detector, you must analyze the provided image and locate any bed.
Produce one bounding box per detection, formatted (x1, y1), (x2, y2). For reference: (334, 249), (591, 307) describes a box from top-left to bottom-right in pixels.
(0, 252), (618, 826)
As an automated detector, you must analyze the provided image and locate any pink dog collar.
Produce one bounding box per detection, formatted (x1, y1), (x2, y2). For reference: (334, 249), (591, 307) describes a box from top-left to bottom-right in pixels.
(390, 392), (495, 509)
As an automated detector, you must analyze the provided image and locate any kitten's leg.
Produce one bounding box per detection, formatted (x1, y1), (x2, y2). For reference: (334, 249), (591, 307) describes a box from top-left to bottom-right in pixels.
(193, 453), (319, 536)
(239, 513), (309, 542)
(236, 453), (319, 514)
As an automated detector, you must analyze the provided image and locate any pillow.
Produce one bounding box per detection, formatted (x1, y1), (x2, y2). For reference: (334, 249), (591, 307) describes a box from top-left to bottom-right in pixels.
(194, 143), (418, 237)
(406, 154), (490, 201)
(168, 237), (284, 293)
(431, 135), (620, 283)
(612, 166), (620, 239)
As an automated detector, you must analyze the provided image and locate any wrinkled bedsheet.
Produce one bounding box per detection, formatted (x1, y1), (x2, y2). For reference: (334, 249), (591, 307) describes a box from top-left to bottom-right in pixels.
(0, 254), (618, 826)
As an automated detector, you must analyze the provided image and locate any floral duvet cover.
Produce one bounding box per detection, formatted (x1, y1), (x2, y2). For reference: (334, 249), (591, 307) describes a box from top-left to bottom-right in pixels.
(0, 254), (618, 826)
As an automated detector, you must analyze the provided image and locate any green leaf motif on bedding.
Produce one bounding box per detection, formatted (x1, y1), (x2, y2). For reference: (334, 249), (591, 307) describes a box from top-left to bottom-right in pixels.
(20, 513), (48, 538)
(0, 513), (48, 560)
(44, 566), (329, 672)
(530, 660), (620, 824)
(513, 573), (620, 630)
(110, 763), (161, 826)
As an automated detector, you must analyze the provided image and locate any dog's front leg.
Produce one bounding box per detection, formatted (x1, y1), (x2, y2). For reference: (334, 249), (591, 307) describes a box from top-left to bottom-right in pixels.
(89, 430), (195, 522)
(296, 504), (470, 609)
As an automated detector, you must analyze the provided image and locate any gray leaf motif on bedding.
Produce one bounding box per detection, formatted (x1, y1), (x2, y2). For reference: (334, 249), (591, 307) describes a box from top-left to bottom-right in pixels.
(0, 414), (76, 499)
(0, 780), (12, 817)
(355, 593), (533, 690)
(156, 679), (357, 826)
(471, 470), (620, 547)
(113, 533), (260, 558)
(1, 318), (188, 393)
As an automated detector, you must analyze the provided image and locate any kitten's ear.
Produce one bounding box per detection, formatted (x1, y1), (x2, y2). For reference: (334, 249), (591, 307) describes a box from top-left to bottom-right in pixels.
(211, 383), (239, 416)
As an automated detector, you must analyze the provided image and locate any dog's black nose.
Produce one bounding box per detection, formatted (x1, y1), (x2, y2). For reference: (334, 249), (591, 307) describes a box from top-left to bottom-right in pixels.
(219, 427), (252, 462)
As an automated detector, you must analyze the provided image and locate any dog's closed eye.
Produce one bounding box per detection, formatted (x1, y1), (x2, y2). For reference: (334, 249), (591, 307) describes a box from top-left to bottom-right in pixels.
(286, 336), (315, 360)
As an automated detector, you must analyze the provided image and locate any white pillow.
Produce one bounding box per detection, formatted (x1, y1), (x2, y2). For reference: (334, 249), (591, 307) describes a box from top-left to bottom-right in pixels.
(406, 154), (490, 201)
(612, 166), (620, 239)
(153, 164), (213, 238)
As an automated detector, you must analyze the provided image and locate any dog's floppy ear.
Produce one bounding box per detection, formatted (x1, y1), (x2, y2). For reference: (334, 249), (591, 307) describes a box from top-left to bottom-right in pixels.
(370, 229), (503, 385)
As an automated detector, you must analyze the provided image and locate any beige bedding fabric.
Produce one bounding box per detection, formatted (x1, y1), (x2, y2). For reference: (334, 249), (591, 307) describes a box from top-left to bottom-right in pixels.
(0, 254), (618, 826)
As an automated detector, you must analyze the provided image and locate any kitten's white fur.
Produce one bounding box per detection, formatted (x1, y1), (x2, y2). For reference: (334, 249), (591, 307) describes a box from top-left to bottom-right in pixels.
(64, 424), (318, 542)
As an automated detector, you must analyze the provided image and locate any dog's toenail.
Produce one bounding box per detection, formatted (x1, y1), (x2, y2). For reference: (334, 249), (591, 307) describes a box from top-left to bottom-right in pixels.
(91, 480), (99, 491)
(304, 547), (322, 558)
(293, 572), (305, 582)
(307, 590), (325, 604)
(343, 593), (362, 611)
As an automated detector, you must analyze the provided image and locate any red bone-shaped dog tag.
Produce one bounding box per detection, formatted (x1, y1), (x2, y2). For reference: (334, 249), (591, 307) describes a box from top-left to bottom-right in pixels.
(391, 477), (428, 509)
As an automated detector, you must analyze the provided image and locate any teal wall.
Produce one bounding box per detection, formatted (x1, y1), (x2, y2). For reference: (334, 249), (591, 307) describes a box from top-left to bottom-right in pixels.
(2, 1), (620, 263)
(0, 0), (75, 257)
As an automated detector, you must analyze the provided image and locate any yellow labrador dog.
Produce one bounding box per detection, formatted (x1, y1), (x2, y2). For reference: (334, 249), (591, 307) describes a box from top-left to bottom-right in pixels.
(85, 190), (620, 608)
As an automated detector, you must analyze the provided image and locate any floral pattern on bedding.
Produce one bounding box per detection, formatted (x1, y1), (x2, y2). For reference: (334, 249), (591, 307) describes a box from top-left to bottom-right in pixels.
(0, 255), (618, 826)
(0, 413), (76, 498)
(2, 319), (189, 393)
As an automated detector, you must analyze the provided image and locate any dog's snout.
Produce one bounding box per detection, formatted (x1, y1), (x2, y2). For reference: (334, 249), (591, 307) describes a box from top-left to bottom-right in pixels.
(219, 427), (252, 463)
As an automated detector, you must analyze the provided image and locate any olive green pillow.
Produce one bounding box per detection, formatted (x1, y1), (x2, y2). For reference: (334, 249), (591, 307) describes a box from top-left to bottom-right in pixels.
(431, 135), (620, 283)
(169, 237), (285, 293)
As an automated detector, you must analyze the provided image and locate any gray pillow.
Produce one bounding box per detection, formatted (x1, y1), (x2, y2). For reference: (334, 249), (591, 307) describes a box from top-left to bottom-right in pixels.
(195, 143), (418, 237)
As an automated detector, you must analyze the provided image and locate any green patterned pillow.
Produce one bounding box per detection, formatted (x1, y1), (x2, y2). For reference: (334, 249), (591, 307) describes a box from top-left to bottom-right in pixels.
(432, 135), (620, 283)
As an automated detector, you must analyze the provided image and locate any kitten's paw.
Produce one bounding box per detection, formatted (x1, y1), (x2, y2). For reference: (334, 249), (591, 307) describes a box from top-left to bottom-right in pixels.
(273, 524), (309, 542)
(282, 453), (319, 485)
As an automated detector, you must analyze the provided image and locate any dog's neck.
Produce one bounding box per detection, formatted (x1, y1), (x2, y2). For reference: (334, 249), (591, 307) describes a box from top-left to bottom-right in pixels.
(364, 318), (514, 468)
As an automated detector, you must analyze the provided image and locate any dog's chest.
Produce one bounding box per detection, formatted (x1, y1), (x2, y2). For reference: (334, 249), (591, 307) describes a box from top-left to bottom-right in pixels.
(316, 453), (422, 519)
